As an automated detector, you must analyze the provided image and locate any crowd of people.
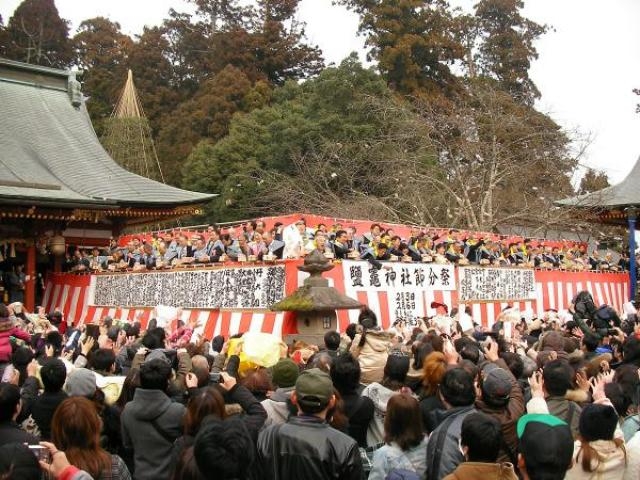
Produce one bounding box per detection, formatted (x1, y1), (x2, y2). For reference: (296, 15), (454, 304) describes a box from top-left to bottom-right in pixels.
(1, 289), (640, 479)
(63, 219), (632, 274)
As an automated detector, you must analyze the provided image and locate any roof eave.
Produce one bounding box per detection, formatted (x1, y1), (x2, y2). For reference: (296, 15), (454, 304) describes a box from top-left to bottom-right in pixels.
(554, 198), (640, 210)
(115, 193), (218, 208)
(0, 195), (115, 210)
(0, 193), (216, 210)
(0, 58), (72, 78)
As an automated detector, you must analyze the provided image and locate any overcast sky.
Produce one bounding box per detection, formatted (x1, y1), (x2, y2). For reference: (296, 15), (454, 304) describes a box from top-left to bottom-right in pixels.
(2, 0), (639, 184)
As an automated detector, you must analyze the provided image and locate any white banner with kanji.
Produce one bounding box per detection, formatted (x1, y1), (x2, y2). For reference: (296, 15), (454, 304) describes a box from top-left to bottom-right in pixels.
(341, 260), (455, 324)
(342, 260), (456, 292)
(458, 267), (537, 302)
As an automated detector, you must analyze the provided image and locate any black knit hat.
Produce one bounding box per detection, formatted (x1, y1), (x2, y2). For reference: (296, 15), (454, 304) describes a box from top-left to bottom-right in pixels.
(579, 404), (618, 442)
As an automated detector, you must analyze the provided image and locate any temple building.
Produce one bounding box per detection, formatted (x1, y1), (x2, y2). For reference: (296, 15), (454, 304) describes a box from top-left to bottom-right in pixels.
(557, 156), (640, 300)
(0, 58), (214, 310)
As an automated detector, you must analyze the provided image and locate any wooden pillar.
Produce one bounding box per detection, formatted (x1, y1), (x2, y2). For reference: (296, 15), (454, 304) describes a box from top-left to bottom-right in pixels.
(53, 255), (62, 273)
(25, 244), (36, 311)
(627, 207), (638, 301)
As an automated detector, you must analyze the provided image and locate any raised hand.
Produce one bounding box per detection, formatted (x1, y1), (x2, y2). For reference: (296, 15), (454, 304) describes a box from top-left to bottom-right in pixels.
(81, 336), (95, 356)
(484, 339), (499, 362)
(219, 371), (237, 391)
(528, 370), (544, 398)
(576, 369), (590, 393)
(443, 339), (459, 365)
(185, 372), (198, 389)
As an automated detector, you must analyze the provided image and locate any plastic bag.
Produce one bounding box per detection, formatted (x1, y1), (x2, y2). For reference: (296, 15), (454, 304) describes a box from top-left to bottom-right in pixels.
(241, 332), (284, 368)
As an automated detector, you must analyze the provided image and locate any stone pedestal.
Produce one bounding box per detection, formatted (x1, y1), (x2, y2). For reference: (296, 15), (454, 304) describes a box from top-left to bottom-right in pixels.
(285, 310), (337, 346)
(272, 251), (361, 345)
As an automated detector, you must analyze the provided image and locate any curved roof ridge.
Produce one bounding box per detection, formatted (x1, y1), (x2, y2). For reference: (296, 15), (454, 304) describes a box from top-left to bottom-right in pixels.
(0, 60), (216, 208)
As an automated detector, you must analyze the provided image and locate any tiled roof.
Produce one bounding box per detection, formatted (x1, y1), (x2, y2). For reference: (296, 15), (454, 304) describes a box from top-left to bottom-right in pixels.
(0, 58), (215, 209)
(557, 156), (640, 209)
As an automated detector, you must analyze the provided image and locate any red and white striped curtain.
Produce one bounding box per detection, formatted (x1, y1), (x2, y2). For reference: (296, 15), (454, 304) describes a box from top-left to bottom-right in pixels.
(43, 263), (629, 338)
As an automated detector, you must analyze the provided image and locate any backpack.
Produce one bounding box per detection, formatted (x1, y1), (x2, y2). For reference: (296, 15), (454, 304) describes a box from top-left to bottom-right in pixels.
(385, 469), (420, 480)
(593, 305), (621, 330)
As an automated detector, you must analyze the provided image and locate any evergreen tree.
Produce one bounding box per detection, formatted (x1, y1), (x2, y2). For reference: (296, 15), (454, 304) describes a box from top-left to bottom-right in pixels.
(156, 65), (262, 185)
(72, 17), (132, 135)
(151, 0), (323, 185)
(337, 0), (465, 96)
(127, 26), (182, 134)
(579, 168), (610, 195)
(189, 0), (324, 84)
(0, 15), (9, 57)
(181, 55), (423, 221)
(161, 9), (211, 94)
(5, 0), (71, 68)
(473, 0), (547, 104)
(249, 0), (324, 84)
(189, 0), (253, 32)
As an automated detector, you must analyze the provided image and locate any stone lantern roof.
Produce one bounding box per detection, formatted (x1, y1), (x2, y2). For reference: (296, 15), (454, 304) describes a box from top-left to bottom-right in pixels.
(271, 251), (362, 311)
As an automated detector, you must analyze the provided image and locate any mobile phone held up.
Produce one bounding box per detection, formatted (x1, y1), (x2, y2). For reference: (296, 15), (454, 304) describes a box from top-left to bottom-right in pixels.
(86, 324), (100, 340)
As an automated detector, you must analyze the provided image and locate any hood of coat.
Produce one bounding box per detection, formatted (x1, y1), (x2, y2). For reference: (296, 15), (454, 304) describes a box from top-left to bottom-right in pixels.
(128, 388), (172, 420)
(565, 389), (589, 403)
(270, 386), (295, 403)
(430, 404), (475, 428)
(364, 330), (395, 353)
(0, 316), (16, 332)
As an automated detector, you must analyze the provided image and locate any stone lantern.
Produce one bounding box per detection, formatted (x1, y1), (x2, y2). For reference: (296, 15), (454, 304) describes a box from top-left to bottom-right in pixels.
(271, 250), (362, 345)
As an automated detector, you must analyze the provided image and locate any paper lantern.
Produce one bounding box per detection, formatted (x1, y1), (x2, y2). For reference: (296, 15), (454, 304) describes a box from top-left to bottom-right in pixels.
(49, 235), (66, 256)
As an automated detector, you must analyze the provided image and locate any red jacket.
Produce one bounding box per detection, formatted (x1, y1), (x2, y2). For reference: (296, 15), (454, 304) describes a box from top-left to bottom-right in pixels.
(0, 325), (31, 362)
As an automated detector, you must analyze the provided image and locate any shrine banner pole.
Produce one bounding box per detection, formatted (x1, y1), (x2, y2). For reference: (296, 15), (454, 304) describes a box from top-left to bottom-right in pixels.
(627, 207), (637, 301)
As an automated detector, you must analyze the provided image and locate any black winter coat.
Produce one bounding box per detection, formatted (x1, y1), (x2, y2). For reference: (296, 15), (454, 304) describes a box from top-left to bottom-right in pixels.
(257, 415), (363, 480)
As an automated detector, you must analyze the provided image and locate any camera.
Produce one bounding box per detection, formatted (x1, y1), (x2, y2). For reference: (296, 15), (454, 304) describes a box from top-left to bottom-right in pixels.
(28, 445), (50, 462)
(209, 372), (222, 384)
(477, 332), (499, 341)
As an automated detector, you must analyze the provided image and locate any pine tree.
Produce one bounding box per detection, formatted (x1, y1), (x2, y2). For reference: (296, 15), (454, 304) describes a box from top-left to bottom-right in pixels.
(155, 65), (257, 185)
(127, 26), (182, 134)
(188, 0), (252, 32)
(251, 0), (323, 84)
